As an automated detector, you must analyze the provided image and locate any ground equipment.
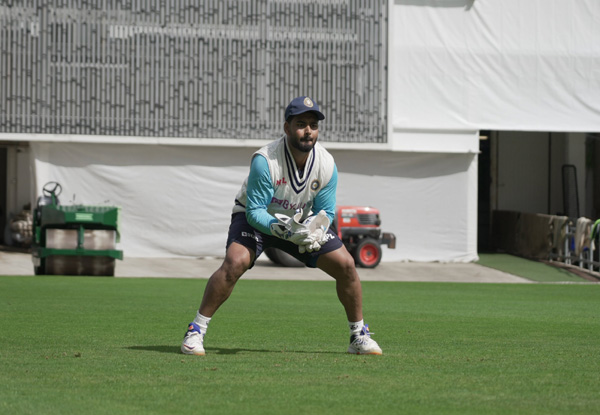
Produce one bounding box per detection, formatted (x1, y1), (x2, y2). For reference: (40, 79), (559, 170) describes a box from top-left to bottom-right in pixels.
(31, 182), (123, 276)
(335, 205), (396, 268)
(265, 205), (396, 268)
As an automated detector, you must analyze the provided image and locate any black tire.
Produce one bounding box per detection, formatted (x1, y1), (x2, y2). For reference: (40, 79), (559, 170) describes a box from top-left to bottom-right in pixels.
(264, 247), (305, 267)
(354, 237), (382, 268)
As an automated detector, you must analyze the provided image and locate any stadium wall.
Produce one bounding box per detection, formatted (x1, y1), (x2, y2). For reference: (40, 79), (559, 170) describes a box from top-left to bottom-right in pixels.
(4, 0), (600, 262)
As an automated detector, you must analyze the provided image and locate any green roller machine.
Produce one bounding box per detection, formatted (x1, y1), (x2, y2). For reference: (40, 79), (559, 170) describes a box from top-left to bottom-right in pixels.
(32, 182), (123, 276)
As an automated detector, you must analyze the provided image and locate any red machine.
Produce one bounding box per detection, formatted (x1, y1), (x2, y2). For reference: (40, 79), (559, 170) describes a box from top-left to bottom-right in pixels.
(265, 205), (396, 268)
(334, 206), (396, 268)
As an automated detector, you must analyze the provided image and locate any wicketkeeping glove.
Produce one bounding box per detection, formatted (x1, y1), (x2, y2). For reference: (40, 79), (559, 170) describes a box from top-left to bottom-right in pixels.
(270, 211), (312, 246)
(298, 210), (331, 253)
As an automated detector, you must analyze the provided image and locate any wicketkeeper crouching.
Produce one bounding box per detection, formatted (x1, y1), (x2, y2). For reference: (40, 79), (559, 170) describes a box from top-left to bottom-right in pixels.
(181, 96), (382, 356)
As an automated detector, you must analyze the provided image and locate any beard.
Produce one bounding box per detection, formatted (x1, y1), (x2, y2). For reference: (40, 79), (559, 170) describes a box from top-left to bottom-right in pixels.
(289, 136), (317, 153)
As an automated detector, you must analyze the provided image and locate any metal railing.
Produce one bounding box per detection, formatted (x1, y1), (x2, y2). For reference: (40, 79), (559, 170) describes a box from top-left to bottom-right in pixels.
(550, 217), (600, 275)
(0, 0), (388, 143)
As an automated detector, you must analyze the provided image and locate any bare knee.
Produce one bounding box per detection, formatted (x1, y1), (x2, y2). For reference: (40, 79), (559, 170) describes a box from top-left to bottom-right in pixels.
(215, 242), (254, 284)
(317, 247), (360, 282)
(338, 251), (360, 281)
(218, 255), (250, 283)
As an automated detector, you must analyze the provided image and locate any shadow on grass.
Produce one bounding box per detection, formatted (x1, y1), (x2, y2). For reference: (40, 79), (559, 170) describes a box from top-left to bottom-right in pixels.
(126, 345), (341, 355)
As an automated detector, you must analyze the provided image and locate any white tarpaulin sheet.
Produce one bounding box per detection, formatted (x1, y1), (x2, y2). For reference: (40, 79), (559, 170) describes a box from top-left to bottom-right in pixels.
(389, 0), (600, 137)
(31, 142), (255, 258)
(31, 142), (478, 262)
(333, 149), (478, 262)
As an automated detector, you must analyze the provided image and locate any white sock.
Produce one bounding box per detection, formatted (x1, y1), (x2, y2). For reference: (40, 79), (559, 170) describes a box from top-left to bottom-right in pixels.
(348, 319), (364, 335)
(193, 312), (212, 335)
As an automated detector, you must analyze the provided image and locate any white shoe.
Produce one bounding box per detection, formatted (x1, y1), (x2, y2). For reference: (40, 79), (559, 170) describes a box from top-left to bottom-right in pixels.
(181, 323), (205, 356)
(347, 324), (382, 355)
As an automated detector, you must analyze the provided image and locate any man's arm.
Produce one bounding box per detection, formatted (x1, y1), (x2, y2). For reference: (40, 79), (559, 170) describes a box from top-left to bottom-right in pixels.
(245, 154), (278, 235)
(312, 164), (337, 223)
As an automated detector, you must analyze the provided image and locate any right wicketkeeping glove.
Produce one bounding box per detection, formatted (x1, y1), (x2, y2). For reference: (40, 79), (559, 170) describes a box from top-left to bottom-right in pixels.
(298, 210), (331, 253)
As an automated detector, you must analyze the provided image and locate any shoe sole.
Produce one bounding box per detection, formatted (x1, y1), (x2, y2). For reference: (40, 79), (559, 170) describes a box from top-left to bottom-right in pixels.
(181, 345), (206, 356)
(347, 348), (383, 355)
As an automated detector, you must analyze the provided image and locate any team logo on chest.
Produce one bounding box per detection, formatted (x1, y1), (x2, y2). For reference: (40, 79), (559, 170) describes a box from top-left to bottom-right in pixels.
(311, 179), (320, 191)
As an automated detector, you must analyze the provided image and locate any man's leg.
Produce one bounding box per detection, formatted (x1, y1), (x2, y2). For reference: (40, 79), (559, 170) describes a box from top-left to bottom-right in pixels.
(316, 245), (363, 322)
(181, 242), (254, 356)
(199, 242), (255, 317)
(316, 245), (382, 355)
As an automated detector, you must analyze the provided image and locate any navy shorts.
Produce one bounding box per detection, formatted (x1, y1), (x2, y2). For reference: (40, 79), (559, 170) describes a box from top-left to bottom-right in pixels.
(226, 212), (344, 268)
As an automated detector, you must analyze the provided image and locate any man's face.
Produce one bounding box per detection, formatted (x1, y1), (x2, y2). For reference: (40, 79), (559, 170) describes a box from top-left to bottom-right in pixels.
(284, 112), (319, 153)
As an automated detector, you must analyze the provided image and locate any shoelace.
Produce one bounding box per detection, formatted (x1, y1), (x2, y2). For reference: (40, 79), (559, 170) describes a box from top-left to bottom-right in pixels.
(352, 325), (376, 345)
(360, 324), (374, 337)
(185, 323), (202, 338)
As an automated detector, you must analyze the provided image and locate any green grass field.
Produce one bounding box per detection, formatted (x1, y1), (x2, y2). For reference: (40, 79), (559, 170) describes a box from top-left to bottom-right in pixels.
(1, 276), (599, 415)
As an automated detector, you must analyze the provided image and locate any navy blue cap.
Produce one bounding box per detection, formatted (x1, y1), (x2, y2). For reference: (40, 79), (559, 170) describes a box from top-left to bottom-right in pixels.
(284, 96), (325, 121)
